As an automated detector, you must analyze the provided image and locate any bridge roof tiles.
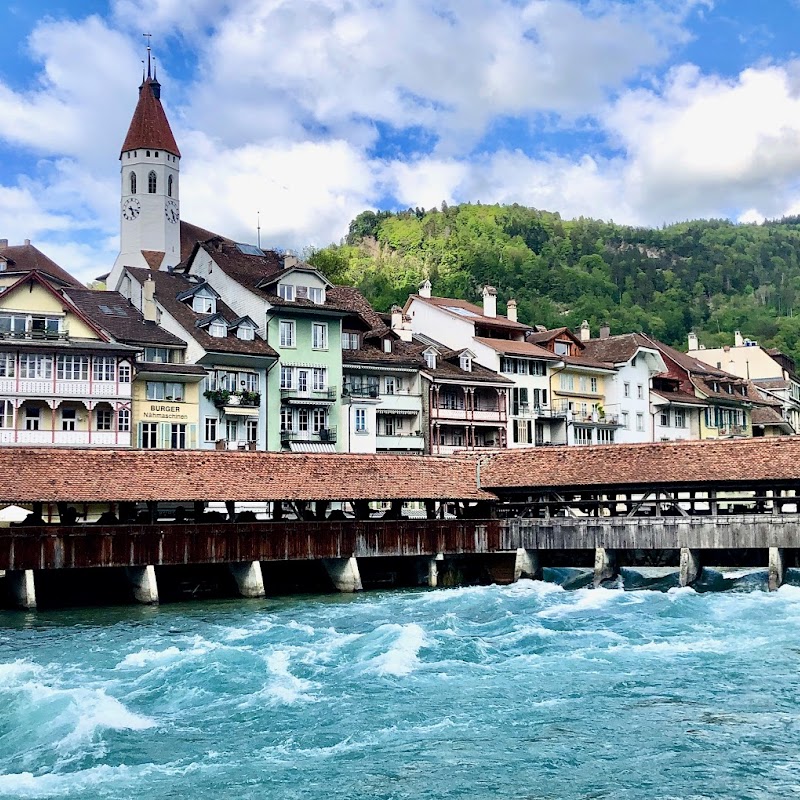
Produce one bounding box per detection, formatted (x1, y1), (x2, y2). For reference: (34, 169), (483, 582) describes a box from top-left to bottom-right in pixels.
(0, 449), (493, 503)
(479, 437), (800, 491)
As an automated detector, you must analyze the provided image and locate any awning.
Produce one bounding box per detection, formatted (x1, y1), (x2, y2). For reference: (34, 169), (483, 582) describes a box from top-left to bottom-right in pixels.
(376, 408), (419, 415)
(288, 442), (337, 453)
(223, 406), (259, 417)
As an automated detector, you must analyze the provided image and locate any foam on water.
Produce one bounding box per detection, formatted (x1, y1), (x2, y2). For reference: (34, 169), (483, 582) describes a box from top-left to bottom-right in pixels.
(4, 583), (800, 799)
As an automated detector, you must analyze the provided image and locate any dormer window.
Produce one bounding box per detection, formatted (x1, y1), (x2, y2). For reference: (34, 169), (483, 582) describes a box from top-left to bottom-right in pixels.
(209, 321), (227, 338)
(460, 354), (472, 372)
(383, 338), (392, 354)
(192, 294), (215, 314)
(278, 284), (295, 301)
(424, 351), (436, 370)
(237, 325), (255, 341)
(309, 287), (324, 304)
(342, 332), (359, 350)
(0, 259), (6, 272)
(554, 341), (570, 356)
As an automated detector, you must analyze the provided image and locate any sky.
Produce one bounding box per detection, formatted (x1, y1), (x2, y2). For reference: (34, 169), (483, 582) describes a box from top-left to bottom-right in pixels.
(3, 0), (800, 284)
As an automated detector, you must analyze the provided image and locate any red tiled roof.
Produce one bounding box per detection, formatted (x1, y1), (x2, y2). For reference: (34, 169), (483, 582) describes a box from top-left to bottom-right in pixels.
(751, 406), (792, 429)
(141, 250), (165, 269)
(473, 337), (558, 360)
(120, 77), (180, 158)
(480, 437), (800, 491)
(406, 295), (531, 332)
(581, 333), (658, 365)
(0, 241), (81, 287)
(179, 221), (230, 263)
(0, 449), (493, 502)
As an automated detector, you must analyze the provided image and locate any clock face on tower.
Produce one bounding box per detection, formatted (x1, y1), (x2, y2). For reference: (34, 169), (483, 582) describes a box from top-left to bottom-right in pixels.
(122, 197), (141, 221)
(165, 199), (179, 224)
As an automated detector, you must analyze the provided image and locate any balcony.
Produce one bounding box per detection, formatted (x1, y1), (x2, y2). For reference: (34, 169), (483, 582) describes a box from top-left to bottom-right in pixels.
(0, 430), (131, 447)
(280, 427), (337, 444)
(281, 387), (337, 404)
(377, 393), (423, 414)
(204, 389), (260, 408)
(376, 433), (424, 451)
(0, 378), (131, 399)
(342, 385), (380, 399)
(512, 404), (568, 420)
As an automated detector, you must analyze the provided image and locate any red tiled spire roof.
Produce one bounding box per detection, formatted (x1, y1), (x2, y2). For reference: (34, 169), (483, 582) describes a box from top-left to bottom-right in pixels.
(120, 76), (181, 158)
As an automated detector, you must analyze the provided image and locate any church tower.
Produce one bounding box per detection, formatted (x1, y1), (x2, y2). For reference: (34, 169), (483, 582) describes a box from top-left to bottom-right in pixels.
(109, 49), (181, 289)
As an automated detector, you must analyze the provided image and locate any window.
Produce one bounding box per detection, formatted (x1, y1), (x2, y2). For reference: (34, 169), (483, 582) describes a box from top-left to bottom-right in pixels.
(383, 416), (397, 436)
(660, 410), (670, 427)
(621, 411), (629, 428)
(342, 332), (359, 350)
(192, 295), (214, 313)
(25, 407), (40, 431)
(312, 323), (328, 350)
(96, 408), (112, 431)
(308, 287), (323, 304)
(675, 409), (686, 428)
(280, 366), (294, 390)
(27, 315), (58, 334)
(704, 407), (716, 428)
(554, 341), (570, 356)
(280, 407), (292, 431)
(237, 325), (254, 341)
(0, 400), (12, 428)
(312, 368), (326, 391)
(355, 408), (367, 433)
(424, 351), (436, 369)
(579, 376), (588, 392)
(61, 408), (77, 431)
(636, 413), (645, 432)
(460, 355), (472, 372)
(574, 426), (592, 445)
(0, 315), (26, 334)
(148, 170), (157, 193)
(143, 347), (170, 363)
(204, 417), (217, 442)
(130, 172), (137, 194)
(246, 419), (258, 442)
(93, 357), (116, 382)
(171, 424), (187, 449)
(208, 321), (227, 338)
(0, 354), (14, 377)
(241, 373), (258, 393)
(278, 284), (295, 301)
(597, 429), (615, 445)
(312, 408), (326, 433)
(298, 408), (309, 431)
(637, 384), (644, 400)
(118, 408), (130, 432)
(119, 363), (131, 383)
(146, 381), (184, 401)
(279, 320), (295, 347)
(624, 382), (630, 398)
(19, 355), (52, 380)
(57, 355), (89, 381)
(167, 175), (173, 197)
(385, 377), (395, 395)
(559, 374), (574, 391)
(590, 377), (598, 393)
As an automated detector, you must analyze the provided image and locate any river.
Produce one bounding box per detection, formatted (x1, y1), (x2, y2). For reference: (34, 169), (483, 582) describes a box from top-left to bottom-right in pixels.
(1, 572), (799, 799)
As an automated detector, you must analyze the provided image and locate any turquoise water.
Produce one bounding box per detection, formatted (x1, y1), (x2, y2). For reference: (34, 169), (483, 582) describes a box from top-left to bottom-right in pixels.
(2, 576), (800, 799)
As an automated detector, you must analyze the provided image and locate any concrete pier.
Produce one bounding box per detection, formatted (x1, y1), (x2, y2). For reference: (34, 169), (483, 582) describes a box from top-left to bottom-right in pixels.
(323, 557), (363, 592)
(679, 548), (702, 588)
(593, 547), (617, 587)
(228, 561), (266, 598)
(7, 569), (36, 609)
(125, 565), (159, 604)
(427, 555), (442, 588)
(769, 547), (785, 592)
(513, 549), (541, 581)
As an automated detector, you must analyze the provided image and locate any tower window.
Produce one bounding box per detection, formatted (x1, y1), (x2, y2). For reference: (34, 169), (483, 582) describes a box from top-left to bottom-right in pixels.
(168, 175), (173, 197)
(146, 150), (150, 157)
(148, 171), (157, 193)
(155, 151), (159, 157)
(130, 172), (137, 194)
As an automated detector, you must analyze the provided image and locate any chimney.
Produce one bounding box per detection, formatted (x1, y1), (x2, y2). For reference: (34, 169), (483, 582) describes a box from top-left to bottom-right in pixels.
(599, 322), (610, 340)
(23, 239), (30, 246)
(482, 285), (497, 318)
(0, 240), (7, 248)
(688, 332), (698, 351)
(734, 330), (743, 347)
(579, 320), (591, 342)
(391, 304), (403, 331)
(506, 299), (518, 323)
(283, 254), (298, 269)
(142, 275), (157, 322)
(419, 279), (432, 299)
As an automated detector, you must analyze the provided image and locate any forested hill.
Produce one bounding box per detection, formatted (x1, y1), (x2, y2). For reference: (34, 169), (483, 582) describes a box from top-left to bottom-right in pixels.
(307, 203), (800, 364)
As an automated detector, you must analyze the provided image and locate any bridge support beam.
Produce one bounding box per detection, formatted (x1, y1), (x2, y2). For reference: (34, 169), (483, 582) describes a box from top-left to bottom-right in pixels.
(769, 547), (785, 592)
(125, 565), (159, 604)
(679, 548), (702, 588)
(593, 548), (617, 587)
(514, 549), (542, 582)
(7, 569), (36, 609)
(228, 561), (266, 598)
(323, 557), (363, 593)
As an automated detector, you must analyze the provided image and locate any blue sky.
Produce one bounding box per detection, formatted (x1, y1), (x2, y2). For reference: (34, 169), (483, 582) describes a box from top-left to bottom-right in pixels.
(2, 0), (800, 283)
